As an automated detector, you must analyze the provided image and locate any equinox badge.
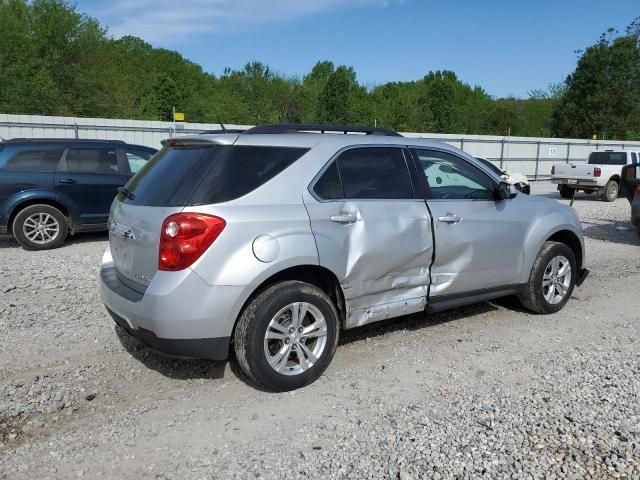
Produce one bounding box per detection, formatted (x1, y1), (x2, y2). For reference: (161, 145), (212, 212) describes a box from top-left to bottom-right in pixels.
(110, 222), (136, 240)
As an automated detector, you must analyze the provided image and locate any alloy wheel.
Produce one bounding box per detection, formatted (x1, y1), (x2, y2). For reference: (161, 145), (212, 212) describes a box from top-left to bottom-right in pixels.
(22, 212), (60, 245)
(263, 302), (328, 376)
(542, 255), (572, 305)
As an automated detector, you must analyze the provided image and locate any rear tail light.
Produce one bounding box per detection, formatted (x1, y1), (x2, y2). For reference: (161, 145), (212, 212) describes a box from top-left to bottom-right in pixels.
(159, 213), (226, 271)
(635, 185), (640, 197)
(593, 167), (601, 177)
(551, 166), (555, 175)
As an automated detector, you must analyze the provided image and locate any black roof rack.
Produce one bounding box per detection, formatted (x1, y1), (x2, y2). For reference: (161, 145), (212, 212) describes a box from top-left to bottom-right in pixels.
(243, 124), (402, 137)
(3, 138), (125, 144)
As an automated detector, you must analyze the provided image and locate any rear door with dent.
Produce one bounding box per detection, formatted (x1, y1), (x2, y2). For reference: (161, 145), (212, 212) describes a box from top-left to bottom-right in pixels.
(303, 146), (433, 328)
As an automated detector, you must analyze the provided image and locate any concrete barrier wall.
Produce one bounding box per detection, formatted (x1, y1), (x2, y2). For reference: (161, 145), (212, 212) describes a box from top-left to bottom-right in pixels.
(2, 113), (639, 179)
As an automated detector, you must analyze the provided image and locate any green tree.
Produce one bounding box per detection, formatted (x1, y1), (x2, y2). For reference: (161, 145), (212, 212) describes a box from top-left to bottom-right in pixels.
(142, 73), (178, 121)
(552, 21), (640, 140)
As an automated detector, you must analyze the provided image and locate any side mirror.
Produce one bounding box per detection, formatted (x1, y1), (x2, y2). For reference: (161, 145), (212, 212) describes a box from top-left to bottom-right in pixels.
(496, 182), (516, 200)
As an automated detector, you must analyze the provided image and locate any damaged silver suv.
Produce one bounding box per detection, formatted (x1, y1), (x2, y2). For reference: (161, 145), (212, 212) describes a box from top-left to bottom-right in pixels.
(100, 124), (589, 391)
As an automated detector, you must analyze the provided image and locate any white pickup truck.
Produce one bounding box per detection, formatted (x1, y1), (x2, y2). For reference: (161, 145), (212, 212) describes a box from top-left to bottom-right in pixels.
(551, 150), (640, 202)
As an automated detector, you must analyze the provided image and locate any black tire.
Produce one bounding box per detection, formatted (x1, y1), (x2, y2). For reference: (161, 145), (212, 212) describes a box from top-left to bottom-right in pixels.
(602, 180), (619, 202)
(12, 204), (68, 250)
(559, 185), (573, 199)
(519, 184), (531, 195)
(233, 280), (340, 392)
(519, 241), (577, 314)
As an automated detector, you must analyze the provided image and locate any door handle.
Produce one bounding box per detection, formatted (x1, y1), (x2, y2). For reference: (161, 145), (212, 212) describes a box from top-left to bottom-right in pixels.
(330, 213), (357, 224)
(58, 178), (77, 184)
(438, 213), (462, 224)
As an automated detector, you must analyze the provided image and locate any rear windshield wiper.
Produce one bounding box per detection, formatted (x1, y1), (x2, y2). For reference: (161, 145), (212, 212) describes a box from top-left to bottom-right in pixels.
(117, 186), (135, 200)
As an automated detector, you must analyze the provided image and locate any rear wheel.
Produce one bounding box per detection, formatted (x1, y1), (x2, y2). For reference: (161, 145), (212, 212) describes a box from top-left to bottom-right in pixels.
(559, 185), (573, 199)
(519, 241), (576, 314)
(602, 180), (619, 202)
(12, 204), (68, 250)
(233, 280), (339, 391)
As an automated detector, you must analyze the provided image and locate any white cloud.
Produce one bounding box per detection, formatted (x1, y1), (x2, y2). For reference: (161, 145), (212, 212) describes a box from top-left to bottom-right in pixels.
(97, 0), (401, 43)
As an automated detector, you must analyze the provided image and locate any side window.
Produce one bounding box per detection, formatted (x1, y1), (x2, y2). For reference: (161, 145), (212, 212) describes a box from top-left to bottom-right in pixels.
(125, 148), (154, 174)
(337, 147), (413, 200)
(313, 162), (343, 200)
(414, 149), (495, 200)
(632, 152), (638, 163)
(66, 148), (119, 174)
(0, 147), (63, 172)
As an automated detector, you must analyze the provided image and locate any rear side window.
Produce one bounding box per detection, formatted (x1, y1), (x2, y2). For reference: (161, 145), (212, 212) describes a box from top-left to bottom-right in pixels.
(0, 146), (63, 172)
(313, 162), (343, 200)
(336, 147), (413, 199)
(66, 148), (119, 174)
(189, 146), (308, 204)
(122, 145), (308, 206)
(632, 152), (638, 163)
(588, 152), (628, 165)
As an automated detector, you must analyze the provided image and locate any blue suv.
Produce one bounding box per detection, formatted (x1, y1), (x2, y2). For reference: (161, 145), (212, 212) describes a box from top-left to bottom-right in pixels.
(0, 139), (156, 250)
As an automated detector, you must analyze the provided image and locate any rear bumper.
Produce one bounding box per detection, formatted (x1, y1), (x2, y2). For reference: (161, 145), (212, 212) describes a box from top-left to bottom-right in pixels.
(100, 246), (250, 361)
(107, 307), (230, 360)
(551, 178), (599, 188)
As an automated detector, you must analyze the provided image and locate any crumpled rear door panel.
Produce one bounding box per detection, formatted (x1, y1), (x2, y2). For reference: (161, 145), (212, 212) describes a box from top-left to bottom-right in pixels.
(303, 193), (433, 328)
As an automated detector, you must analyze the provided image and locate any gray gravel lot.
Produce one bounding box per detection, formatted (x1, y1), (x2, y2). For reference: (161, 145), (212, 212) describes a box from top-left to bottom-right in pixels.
(0, 182), (639, 479)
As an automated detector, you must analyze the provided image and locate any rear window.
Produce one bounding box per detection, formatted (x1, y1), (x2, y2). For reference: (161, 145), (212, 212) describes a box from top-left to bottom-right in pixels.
(0, 145), (63, 172)
(121, 144), (308, 206)
(588, 152), (628, 165)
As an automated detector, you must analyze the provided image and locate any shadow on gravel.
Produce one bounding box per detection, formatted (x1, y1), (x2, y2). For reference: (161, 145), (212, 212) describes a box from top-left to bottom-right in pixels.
(340, 301), (502, 345)
(0, 232), (107, 249)
(115, 326), (227, 381)
(581, 219), (640, 246)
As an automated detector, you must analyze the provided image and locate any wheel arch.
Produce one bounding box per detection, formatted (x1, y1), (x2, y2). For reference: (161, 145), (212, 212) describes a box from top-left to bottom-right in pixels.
(7, 196), (71, 235)
(545, 229), (583, 271)
(232, 264), (346, 338)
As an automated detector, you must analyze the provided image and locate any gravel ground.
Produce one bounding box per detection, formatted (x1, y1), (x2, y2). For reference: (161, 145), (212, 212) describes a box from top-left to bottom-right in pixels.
(0, 182), (639, 479)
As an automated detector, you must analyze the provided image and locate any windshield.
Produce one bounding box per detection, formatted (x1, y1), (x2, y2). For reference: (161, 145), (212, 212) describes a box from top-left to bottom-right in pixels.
(588, 151), (627, 165)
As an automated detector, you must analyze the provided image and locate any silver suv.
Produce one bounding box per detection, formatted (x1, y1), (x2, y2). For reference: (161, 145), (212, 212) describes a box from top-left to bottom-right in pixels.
(100, 124), (589, 391)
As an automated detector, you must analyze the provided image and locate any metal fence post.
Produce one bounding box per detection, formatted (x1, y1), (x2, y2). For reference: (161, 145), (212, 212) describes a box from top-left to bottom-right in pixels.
(499, 139), (505, 169)
(460, 138), (464, 151)
(74, 123), (79, 139)
(565, 142), (571, 164)
(534, 142), (541, 181)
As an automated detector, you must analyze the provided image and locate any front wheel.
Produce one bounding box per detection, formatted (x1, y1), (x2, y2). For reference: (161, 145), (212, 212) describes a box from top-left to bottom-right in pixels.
(519, 241), (576, 314)
(602, 180), (619, 202)
(233, 280), (339, 391)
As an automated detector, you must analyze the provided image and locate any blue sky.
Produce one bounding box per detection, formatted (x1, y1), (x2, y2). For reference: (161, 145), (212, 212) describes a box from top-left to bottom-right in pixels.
(76, 0), (638, 98)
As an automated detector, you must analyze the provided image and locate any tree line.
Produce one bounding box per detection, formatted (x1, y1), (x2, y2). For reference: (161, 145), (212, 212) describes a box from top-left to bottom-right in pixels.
(0, 0), (638, 139)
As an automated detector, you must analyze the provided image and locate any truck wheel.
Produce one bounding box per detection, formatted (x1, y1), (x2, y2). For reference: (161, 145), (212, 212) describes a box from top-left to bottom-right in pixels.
(602, 180), (618, 202)
(12, 204), (69, 250)
(519, 241), (577, 314)
(559, 185), (573, 199)
(233, 280), (339, 392)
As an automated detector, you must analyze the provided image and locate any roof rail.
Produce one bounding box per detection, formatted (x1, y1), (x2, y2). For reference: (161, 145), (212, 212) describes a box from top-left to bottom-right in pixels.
(243, 124), (402, 137)
(3, 138), (125, 144)
(198, 129), (247, 135)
